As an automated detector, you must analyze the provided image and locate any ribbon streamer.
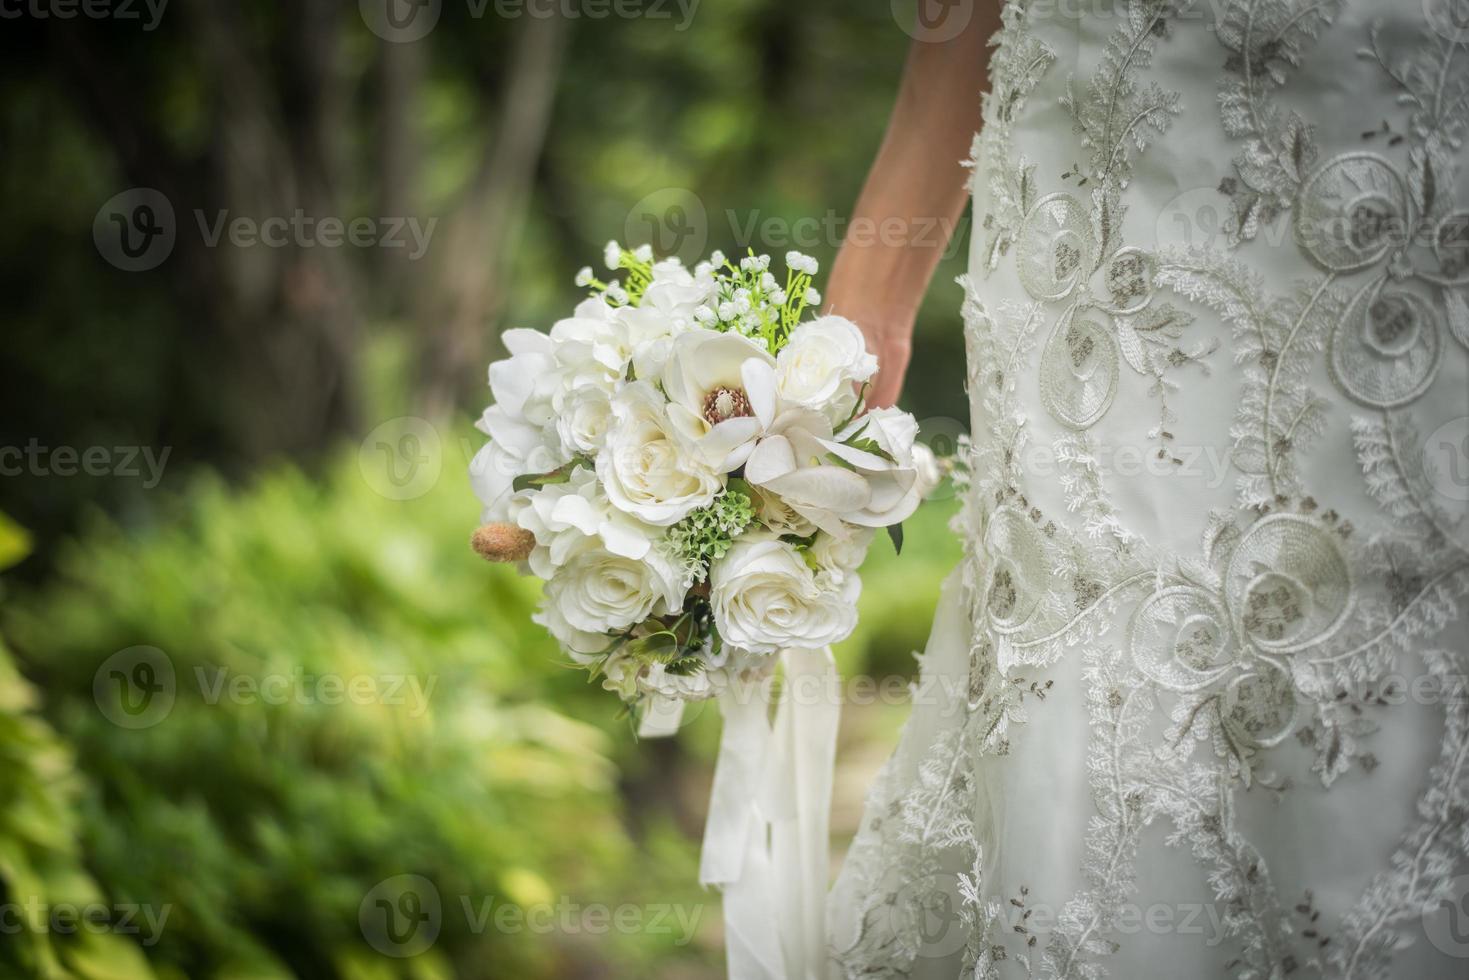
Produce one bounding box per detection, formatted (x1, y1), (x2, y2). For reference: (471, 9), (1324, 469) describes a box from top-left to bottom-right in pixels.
(640, 648), (840, 979)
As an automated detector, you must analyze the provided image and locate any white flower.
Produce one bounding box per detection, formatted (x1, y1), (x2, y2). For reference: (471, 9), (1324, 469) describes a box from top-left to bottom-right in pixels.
(709, 536), (860, 654)
(488, 328), (562, 427)
(785, 251), (818, 275)
(598, 650), (643, 699)
(469, 438), (562, 522)
(644, 259), (714, 321)
(598, 381), (723, 525)
(471, 328), (570, 519)
(574, 266), (594, 287)
(604, 240), (622, 269)
(775, 316), (877, 422)
(554, 384), (614, 456)
(743, 407), (871, 536)
(661, 329), (778, 471)
(912, 442), (943, 497)
(512, 467), (657, 578)
(537, 539), (684, 654)
(749, 484), (816, 537)
(825, 407), (928, 527)
(547, 297), (626, 391)
(641, 661), (714, 700)
(805, 287), (821, 306)
(808, 528), (875, 589)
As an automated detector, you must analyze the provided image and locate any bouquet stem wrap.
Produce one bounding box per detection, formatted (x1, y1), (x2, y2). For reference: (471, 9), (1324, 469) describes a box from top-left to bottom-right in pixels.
(642, 648), (840, 980)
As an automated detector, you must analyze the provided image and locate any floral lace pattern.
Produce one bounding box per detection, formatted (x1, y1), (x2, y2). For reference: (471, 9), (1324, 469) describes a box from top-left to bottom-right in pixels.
(830, 1), (1469, 978)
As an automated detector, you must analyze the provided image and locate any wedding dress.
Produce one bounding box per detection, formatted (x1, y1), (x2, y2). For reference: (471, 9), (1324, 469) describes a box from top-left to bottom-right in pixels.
(828, 1), (1469, 978)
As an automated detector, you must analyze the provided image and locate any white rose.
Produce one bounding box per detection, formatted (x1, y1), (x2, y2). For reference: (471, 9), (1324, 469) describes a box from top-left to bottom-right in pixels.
(617, 304), (683, 380)
(512, 466), (658, 578)
(598, 381), (723, 525)
(809, 528), (876, 588)
(709, 536), (861, 655)
(489, 327), (563, 428)
(549, 298), (629, 389)
(472, 346), (569, 521)
(825, 407), (927, 528)
(775, 316), (877, 421)
(536, 540), (684, 653)
(555, 385), (613, 455)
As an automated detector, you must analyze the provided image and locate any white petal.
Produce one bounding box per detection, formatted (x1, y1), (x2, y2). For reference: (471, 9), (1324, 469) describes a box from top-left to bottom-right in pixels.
(502, 328), (553, 356)
(550, 494), (600, 535)
(765, 465), (871, 511)
(601, 522), (652, 559)
(700, 417), (762, 469)
(819, 437), (893, 472)
(742, 358), (779, 429)
(744, 435), (796, 485)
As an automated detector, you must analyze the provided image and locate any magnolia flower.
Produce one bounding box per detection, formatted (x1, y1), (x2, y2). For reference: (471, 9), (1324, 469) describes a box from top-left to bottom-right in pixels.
(742, 408), (872, 537)
(826, 407), (929, 527)
(511, 467), (658, 579)
(660, 329), (778, 471)
(598, 381), (723, 525)
(775, 316), (877, 422)
(709, 536), (860, 655)
(536, 539), (684, 653)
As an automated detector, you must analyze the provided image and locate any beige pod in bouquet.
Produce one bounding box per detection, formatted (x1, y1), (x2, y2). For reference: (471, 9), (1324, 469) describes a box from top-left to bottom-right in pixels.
(470, 522), (536, 563)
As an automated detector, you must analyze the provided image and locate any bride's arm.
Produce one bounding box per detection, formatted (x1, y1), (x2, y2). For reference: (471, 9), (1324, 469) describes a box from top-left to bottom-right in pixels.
(825, 7), (1000, 407)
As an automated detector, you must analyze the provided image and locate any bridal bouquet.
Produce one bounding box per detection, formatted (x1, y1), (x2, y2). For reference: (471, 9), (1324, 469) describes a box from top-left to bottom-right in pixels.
(470, 244), (932, 714)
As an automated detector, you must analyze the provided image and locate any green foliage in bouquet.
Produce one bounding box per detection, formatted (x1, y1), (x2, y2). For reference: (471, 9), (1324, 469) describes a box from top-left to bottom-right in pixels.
(2, 458), (714, 979)
(584, 244), (821, 351)
(663, 487), (755, 585)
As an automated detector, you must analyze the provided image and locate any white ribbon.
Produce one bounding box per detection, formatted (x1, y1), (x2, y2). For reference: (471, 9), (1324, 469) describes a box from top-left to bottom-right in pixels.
(641, 648), (840, 980)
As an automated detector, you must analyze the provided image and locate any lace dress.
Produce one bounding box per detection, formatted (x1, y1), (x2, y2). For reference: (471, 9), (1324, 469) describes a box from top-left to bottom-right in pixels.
(828, 2), (1469, 978)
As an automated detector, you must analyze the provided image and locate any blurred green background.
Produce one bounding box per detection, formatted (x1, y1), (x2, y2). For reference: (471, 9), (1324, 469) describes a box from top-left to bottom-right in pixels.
(0, 2), (971, 976)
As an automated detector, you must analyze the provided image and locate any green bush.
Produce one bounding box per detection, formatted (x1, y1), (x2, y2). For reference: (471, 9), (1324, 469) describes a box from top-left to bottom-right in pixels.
(3, 458), (716, 979)
(0, 517), (158, 980)
(0, 437), (961, 979)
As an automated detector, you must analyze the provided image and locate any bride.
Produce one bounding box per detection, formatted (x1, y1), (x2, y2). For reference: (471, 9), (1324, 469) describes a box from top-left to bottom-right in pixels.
(823, 1), (1469, 978)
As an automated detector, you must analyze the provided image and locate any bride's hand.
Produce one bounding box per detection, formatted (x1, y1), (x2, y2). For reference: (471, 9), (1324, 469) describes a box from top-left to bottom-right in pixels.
(856, 316), (914, 410)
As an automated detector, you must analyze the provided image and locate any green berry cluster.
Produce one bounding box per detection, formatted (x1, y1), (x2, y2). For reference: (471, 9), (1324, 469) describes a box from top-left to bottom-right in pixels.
(664, 489), (755, 583)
